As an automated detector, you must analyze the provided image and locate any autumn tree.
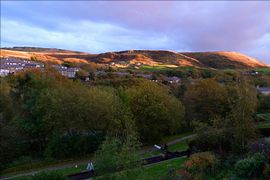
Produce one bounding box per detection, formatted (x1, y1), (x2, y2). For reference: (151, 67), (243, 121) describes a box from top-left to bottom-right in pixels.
(94, 133), (142, 176)
(192, 81), (258, 154)
(126, 80), (184, 143)
(226, 82), (257, 153)
(183, 79), (227, 125)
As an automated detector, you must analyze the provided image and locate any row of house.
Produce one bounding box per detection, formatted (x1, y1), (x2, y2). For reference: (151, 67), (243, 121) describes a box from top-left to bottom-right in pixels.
(0, 57), (44, 76)
(94, 70), (181, 84)
(51, 65), (80, 78)
(0, 58), (80, 78)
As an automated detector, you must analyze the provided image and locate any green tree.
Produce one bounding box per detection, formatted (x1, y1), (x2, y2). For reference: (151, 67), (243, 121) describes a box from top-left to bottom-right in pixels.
(126, 80), (184, 143)
(94, 134), (141, 176)
(226, 82), (257, 153)
(9, 69), (67, 153)
(183, 79), (227, 125)
(0, 80), (19, 168)
(258, 94), (270, 113)
(192, 82), (258, 154)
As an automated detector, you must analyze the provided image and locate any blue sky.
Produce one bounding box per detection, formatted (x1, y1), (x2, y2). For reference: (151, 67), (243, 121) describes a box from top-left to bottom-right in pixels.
(1, 1), (270, 64)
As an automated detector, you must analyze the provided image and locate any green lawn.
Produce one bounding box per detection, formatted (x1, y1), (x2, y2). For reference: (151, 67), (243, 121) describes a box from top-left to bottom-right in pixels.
(1, 155), (93, 177)
(7, 141), (189, 179)
(143, 157), (187, 179)
(139, 65), (195, 72)
(255, 67), (270, 75)
(256, 113), (270, 128)
(4, 132), (193, 179)
(161, 131), (193, 143)
(95, 157), (187, 180)
(168, 141), (189, 152)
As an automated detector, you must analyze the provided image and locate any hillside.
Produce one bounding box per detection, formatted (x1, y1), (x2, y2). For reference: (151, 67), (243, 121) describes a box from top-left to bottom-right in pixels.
(0, 48), (96, 64)
(182, 51), (267, 69)
(1, 47), (267, 69)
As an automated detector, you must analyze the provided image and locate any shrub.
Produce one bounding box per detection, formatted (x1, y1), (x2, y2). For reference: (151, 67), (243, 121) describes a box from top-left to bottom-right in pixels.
(234, 153), (267, 178)
(181, 152), (217, 178)
(263, 164), (270, 179)
(94, 135), (141, 175)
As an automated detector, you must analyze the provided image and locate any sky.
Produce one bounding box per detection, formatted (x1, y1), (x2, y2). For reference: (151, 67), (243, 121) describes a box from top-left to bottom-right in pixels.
(1, 1), (270, 64)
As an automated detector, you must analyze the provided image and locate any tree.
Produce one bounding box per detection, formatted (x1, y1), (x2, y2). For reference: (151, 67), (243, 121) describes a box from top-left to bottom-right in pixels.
(226, 82), (257, 153)
(258, 94), (270, 113)
(0, 80), (19, 168)
(126, 80), (184, 143)
(192, 81), (258, 154)
(9, 69), (68, 153)
(183, 79), (227, 125)
(94, 133), (141, 176)
(30, 56), (38, 61)
(39, 84), (125, 135)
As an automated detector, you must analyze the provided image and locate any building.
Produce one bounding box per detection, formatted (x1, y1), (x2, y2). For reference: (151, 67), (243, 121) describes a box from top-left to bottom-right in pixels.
(257, 87), (270, 95)
(0, 69), (10, 76)
(165, 76), (181, 84)
(0, 57), (44, 76)
(135, 73), (153, 80)
(51, 65), (80, 78)
(0, 58), (80, 79)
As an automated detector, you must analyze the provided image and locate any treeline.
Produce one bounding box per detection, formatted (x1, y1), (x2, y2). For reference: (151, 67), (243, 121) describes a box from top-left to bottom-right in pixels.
(0, 69), (184, 169)
(1, 68), (269, 172)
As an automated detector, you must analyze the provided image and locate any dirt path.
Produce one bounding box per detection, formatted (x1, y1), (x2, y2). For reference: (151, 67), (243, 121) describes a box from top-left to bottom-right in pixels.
(1, 134), (195, 180)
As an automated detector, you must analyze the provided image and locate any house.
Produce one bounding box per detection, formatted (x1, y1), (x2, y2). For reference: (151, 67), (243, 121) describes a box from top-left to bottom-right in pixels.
(243, 70), (260, 76)
(0, 69), (10, 76)
(135, 73), (153, 80)
(95, 71), (107, 77)
(165, 76), (181, 84)
(257, 87), (270, 95)
(51, 65), (80, 78)
(110, 62), (116, 66)
(0, 57), (44, 76)
(110, 72), (130, 77)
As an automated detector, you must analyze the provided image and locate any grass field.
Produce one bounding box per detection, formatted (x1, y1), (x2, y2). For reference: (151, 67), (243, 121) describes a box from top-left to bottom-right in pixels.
(256, 113), (270, 128)
(139, 65), (195, 71)
(3, 133), (192, 179)
(143, 157), (187, 179)
(11, 157), (188, 180)
(95, 157), (187, 180)
(255, 67), (270, 75)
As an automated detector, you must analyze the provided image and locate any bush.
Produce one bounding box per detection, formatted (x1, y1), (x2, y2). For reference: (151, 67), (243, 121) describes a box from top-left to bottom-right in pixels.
(234, 153), (267, 178)
(182, 152), (217, 178)
(94, 135), (141, 175)
(263, 164), (270, 179)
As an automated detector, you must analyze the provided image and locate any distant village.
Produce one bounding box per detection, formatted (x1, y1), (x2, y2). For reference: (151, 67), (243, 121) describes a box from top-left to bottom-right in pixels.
(0, 57), (80, 78)
(1, 57), (269, 95)
(0, 57), (181, 84)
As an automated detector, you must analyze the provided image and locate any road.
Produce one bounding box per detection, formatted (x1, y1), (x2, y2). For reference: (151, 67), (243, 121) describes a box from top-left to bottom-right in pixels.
(0, 134), (195, 180)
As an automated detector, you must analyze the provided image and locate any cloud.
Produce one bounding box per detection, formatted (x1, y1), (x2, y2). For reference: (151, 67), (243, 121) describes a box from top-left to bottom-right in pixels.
(1, 18), (174, 53)
(1, 1), (270, 63)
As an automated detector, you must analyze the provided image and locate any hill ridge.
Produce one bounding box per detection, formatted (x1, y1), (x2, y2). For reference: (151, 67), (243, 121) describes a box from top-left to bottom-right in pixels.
(1, 47), (268, 69)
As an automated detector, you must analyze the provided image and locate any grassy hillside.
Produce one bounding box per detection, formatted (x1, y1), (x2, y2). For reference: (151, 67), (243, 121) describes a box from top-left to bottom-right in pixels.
(1, 47), (267, 69)
(182, 51), (267, 69)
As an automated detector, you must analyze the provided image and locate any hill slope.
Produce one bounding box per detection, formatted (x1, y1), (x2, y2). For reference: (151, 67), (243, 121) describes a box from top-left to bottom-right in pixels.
(182, 51), (267, 69)
(0, 47), (267, 69)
